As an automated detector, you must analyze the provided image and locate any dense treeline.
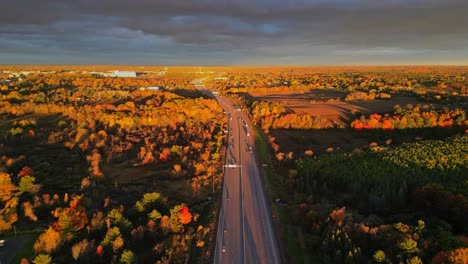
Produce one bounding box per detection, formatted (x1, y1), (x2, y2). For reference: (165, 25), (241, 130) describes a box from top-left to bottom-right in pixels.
(351, 106), (468, 130)
(207, 66), (468, 103)
(30, 192), (208, 263)
(250, 101), (334, 130)
(283, 136), (468, 263)
(0, 70), (225, 263)
(295, 136), (467, 206)
(2, 66), (468, 263)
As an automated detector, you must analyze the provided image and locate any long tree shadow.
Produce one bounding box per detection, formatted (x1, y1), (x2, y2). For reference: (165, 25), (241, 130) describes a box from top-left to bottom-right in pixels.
(270, 126), (465, 156)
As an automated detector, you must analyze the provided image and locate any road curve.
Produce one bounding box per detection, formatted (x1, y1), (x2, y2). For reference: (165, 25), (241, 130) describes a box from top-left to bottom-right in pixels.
(194, 80), (280, 264)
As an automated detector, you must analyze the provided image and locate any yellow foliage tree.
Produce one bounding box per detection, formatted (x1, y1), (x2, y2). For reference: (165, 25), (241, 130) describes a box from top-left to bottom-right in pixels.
(447, 248), (468, 264)
(34, 227), (62, 254)
(0, 173), (17, 202)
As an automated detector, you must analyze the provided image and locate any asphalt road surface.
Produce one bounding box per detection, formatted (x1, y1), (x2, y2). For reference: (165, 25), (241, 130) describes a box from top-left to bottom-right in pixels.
(194, 80), (280, 264)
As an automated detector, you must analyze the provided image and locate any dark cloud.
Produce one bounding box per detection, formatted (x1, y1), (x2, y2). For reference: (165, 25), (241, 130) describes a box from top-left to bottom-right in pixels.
(0, 0), (467, 64)
(0, 0), (74, 25)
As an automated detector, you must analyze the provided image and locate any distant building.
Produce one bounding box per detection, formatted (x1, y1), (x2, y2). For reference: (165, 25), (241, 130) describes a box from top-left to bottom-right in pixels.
(147, 86), (160, 91)
(140, 86), (161, 91)
(112, 70), (136, 77)
(140, 86), (162, 91)
(8, 73), (20, 78)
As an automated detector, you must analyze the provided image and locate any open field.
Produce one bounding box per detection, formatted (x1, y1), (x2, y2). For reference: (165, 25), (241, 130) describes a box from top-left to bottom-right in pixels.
(101, 162), (196, 206)
(251, 90), (449, 125)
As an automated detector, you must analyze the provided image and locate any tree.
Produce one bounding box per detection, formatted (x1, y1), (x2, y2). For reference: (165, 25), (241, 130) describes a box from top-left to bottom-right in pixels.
(87, 211), (105, 233)
(148, 209), (162, 221)
(34, 227), (62, 254)
(0, 195), (19, 232)
(101, 226), (122, 253)
(135, 192), (161, 213)
(32, 254), (52, 264)
(55, 196), (88, 240)
(160, 215), (171, 234)
(71, 239), (91, 261)
(178, 206), (192, 225)
(106, 209), (133, 233)
(0, 173), (16, 202)
(399, 238), (418, 254)
(169, 205), (185, 233)
(446, 248), (468, 264)
(81, 177), (91, 190)
(406, 256), (423, 264)
(18, 166), (34, 177)
(22, 201), (38, 221)
(276, 152), (285, 165)
(120, 250), (137, 264)
(173, 164), (182, 177)
(373, 250), (386, 263)
(112, 236), (124, 253)
(96, 245), (104, 257)
(87, 149), (103, 178)
(141, 151), (154, 165)
(18, 176), (37, 193)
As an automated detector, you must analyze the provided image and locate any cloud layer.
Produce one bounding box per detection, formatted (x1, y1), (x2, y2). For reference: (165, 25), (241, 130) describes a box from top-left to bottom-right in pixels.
(1, 0), (467, 64)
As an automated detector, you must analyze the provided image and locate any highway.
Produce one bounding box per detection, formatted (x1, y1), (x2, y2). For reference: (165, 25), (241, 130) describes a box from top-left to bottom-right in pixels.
(194, 80), (280, 264)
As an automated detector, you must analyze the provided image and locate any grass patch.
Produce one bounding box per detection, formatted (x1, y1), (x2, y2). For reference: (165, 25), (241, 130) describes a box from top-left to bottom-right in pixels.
(253, 126), (269, 164)
(102, 162), (169, 185)
(289, 135), (307, 145)
(6, 230), (42, 263)
(254, 125), (308, 263)
(0, 114), (86, 194)
(253, 125), (282, 198)
(101, 162), (195, 205)
(254, 125), (320, 263)
(276, 206), (305, 264)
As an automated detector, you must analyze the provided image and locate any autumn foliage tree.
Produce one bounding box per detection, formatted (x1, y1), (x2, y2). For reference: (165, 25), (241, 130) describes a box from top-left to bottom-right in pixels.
(351, 107), (467, 130)
(178, 206), (192, 225)
(34, 227), (62, 254)
(53, 196), (88, 240)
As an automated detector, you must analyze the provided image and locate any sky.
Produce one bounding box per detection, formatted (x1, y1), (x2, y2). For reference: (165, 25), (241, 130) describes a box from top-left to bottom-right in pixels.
(1, 0), (467, 65)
